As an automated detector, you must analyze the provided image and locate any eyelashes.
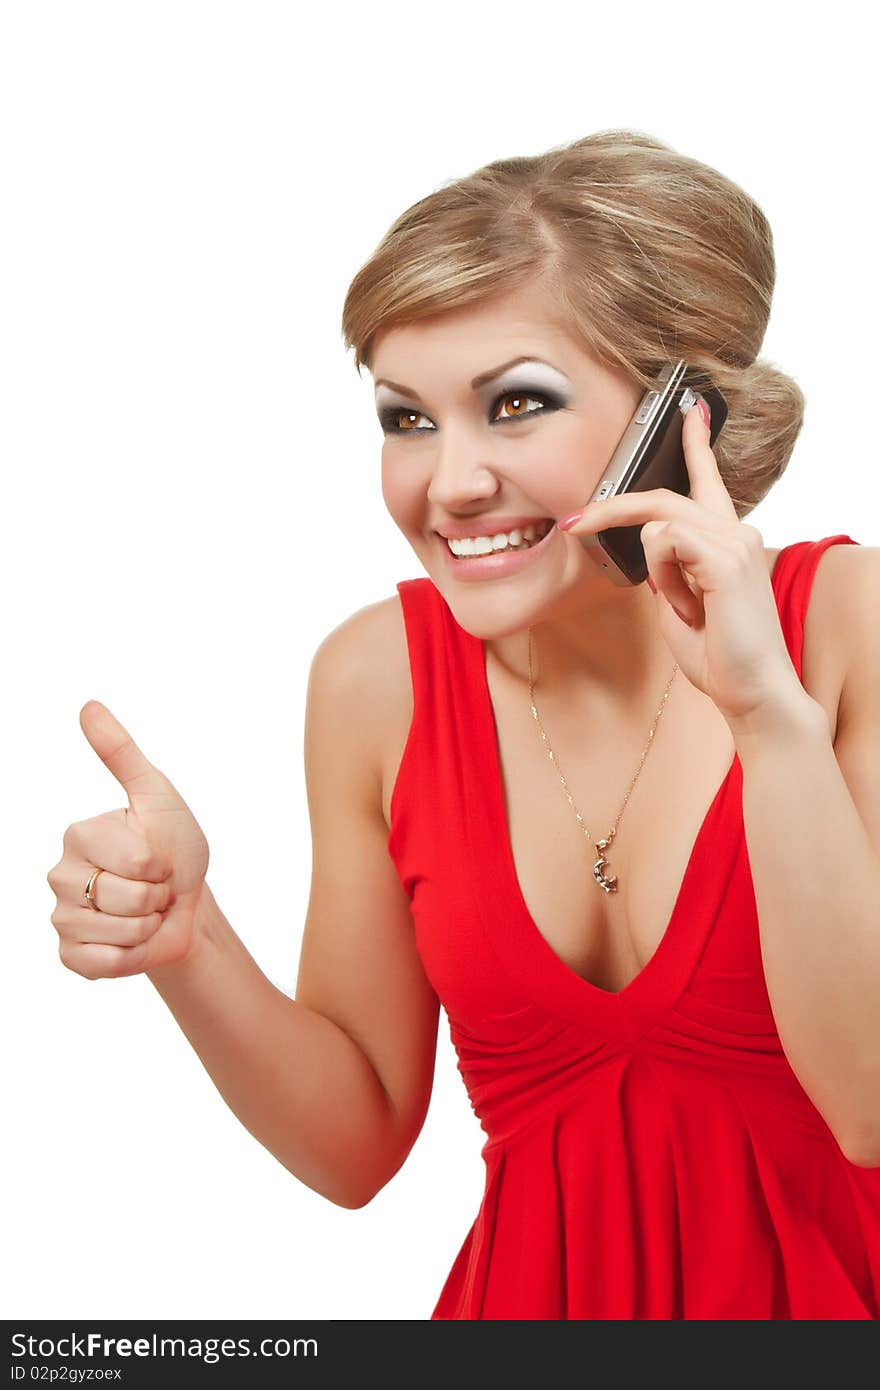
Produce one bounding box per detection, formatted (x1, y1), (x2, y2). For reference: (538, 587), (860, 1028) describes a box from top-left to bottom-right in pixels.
(378, 386), (566, 437)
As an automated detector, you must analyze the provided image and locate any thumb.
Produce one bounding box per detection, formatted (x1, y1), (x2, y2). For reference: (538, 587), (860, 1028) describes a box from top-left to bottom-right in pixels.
(79, 699), (172, 804)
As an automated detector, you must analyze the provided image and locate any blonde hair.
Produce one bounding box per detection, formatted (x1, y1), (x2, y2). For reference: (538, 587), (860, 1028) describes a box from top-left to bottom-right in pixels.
(340, 128), (805, 518)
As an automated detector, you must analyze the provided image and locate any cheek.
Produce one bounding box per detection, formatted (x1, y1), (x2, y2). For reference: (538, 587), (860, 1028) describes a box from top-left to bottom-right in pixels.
(535, 422), (608, 507)
(381, 455), (424, 529)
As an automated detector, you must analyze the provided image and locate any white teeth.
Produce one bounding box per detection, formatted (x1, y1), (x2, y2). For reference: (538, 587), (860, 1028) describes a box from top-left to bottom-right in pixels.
(447, 519), (553, 557)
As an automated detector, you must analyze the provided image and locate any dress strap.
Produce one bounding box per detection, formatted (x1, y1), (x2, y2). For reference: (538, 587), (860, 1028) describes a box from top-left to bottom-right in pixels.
(387, 578), (483, 874)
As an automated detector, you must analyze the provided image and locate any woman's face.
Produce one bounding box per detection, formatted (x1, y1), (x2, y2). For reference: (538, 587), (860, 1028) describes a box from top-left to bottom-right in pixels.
(371, 281), (645, 639)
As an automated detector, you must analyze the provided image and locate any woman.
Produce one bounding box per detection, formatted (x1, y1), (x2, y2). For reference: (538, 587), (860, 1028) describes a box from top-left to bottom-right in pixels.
(47, 128), (880, 1319)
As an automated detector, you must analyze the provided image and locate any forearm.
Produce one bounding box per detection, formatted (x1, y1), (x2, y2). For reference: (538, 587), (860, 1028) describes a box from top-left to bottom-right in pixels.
(145, 881), (397, 1208)
(729, 690), (880, 1165)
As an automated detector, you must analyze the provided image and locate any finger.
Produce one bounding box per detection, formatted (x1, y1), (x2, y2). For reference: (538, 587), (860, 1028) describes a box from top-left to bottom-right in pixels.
(647, 558), (702, 626)
(57, 901), (168, 949)
(59, 938), (156, 981)
(642, 521), (704, 623)
(62, 810), (173, 886)
(64, 859), (175, 917)
(680, 393), (738, 516)
(559, 486), (723, 536)
(78, 700), (171, 804)
(645, 520), (734, 624)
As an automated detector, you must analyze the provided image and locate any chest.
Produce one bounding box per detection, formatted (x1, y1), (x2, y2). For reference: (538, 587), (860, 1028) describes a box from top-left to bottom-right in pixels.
(380, 547), (846, 995)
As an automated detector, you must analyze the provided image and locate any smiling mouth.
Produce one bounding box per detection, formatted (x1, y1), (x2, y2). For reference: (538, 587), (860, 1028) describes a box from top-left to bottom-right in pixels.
(441, 518), (556, 557)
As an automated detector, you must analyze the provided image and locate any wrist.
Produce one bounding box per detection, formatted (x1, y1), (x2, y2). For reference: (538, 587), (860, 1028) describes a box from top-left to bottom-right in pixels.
(725, 682), (828, 749)
(146, 882), (216, 988)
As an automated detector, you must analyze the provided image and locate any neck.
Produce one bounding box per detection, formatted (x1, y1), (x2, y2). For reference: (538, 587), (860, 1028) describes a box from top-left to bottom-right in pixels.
(485, 583), (675, 713)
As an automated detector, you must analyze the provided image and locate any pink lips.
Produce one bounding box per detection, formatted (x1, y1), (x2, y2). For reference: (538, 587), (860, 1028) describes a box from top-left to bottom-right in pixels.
(438, 519), (558, 581)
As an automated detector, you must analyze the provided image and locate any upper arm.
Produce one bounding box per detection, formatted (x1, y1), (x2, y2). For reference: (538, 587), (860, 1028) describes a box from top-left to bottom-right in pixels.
(831, 546), (880, 859)
(296, 600), (440, 1170)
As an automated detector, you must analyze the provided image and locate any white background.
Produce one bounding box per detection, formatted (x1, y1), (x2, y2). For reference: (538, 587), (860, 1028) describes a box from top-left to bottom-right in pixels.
(2, 1), (875, 1321)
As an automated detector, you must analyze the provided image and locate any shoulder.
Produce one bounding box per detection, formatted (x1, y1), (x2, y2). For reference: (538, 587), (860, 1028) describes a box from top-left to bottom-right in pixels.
(309, 591), (411, 801)
(810, 545), (880, 862)
(814, 544), (880, 733)
(772, 539), (878, 748)
(799, 540), (875, 669)
(310, 590), (406, 677)
(317, 590), (411, 692)
(803, 538), (878, 591)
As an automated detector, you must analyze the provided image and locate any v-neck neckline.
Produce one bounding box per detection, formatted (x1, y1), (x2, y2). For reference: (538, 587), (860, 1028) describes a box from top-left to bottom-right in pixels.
(474, 648), (741, 1027)
(466, 547), (788, 1034)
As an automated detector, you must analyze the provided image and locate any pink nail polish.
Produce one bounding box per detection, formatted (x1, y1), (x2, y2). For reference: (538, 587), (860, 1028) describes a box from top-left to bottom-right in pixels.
(557, 509), (584, 530)
(697, 397), (711, 430)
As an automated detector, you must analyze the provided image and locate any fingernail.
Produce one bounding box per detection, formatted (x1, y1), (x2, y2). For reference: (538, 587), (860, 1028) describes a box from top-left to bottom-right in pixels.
(557, 509), (584, 531)
(697, 396), (711, 430)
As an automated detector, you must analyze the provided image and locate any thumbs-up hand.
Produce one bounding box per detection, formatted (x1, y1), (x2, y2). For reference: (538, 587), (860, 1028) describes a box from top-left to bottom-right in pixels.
(47, 700), (210, 979)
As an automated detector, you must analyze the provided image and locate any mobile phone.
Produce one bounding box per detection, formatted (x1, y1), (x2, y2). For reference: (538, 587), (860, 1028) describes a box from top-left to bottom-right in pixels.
(577, 360), (728, 586)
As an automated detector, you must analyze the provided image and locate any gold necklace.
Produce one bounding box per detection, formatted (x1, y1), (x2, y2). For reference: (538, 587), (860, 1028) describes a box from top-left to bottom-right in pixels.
(527, 627), (679, 893)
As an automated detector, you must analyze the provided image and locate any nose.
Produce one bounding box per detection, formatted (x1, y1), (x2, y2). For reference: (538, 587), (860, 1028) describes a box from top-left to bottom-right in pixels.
(425, 425), (501, 508)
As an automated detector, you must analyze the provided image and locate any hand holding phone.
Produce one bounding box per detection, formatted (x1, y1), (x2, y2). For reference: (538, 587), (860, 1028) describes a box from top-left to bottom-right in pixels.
(577, 361), (728, 586)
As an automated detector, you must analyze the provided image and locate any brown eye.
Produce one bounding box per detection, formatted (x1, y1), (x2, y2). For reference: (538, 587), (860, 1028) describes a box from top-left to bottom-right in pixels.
(385, 409), (427, 432)
(494, 392), (543, 421)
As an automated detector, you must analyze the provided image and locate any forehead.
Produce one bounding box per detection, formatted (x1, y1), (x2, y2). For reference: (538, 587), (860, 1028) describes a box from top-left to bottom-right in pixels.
(370, 284), (585, 376)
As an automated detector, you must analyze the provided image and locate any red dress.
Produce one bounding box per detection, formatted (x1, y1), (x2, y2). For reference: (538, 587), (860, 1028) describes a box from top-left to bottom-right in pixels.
(387, 534), (880, 1319)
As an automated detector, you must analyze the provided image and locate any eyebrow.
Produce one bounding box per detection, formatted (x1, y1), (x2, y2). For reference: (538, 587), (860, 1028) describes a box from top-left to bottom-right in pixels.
(373, 355), (560, 403)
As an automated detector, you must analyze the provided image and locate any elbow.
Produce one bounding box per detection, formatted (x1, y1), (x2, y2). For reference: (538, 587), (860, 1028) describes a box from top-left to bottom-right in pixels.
(282, 1166), (382, 1211)
(341, 1120), (421, 1208)
(337, 1152), (410, 1209)
(327, 1112), (420, 1208)
(324, 1166), (393, 1210)
(334, 1179), (385, 1210)
(308, 1183), (376, 1211)
(340, 1190), (377, 1211)
(340, 1165), (397, 1209)
(314, 1174), (382, 1209)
